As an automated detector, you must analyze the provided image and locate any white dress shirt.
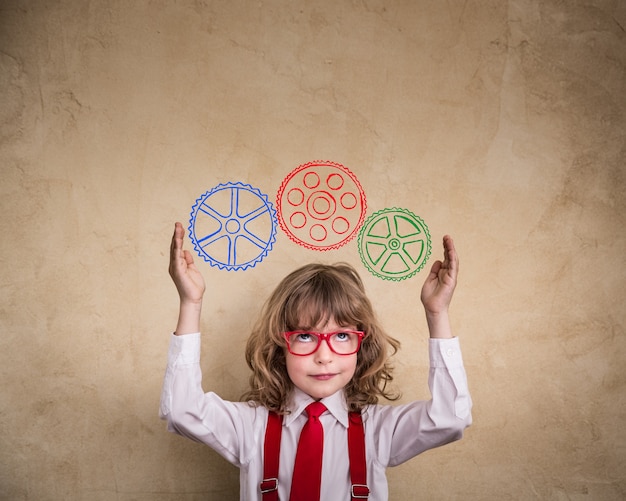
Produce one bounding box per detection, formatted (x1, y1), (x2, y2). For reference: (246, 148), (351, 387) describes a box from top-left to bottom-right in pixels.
(160, 333), (472, 501)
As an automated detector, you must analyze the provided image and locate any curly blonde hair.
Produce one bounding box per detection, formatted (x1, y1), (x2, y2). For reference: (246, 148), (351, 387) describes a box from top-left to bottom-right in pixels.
(242, 263), (400, 413)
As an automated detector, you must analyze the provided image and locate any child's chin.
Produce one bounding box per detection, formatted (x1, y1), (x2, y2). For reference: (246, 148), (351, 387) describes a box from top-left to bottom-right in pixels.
(309, 389), (335, 400)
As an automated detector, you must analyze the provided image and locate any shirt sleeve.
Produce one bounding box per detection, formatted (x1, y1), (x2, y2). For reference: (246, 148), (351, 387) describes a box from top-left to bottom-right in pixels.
(368, 336), (472, 467)
(159, 332), (201, 422)
(159, 333), (264, 467)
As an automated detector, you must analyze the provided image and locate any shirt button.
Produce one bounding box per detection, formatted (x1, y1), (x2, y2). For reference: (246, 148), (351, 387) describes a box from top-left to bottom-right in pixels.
(446, 348), (455, 357)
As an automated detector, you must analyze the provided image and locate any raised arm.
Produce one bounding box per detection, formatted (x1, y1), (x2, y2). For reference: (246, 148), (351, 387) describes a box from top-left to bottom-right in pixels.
(374, 236), (468, 467)
(169, 222), (206, 335)
(420, 235), (459, 339)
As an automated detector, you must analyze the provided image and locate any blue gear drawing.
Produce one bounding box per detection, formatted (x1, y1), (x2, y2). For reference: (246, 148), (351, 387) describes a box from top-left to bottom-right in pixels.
(189, 182), (278, 271)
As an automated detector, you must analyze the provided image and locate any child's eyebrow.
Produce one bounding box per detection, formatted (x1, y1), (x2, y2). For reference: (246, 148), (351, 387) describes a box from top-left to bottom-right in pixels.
(295, 323), (359, 332)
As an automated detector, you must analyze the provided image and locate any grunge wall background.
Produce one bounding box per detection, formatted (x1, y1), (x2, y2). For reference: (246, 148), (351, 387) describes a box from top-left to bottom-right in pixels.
(1, 1), (625, 499)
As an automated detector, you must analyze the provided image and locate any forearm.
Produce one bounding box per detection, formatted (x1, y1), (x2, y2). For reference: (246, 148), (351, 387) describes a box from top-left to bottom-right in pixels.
(425, 310), (453, 339)
(175, 300), (202, 335)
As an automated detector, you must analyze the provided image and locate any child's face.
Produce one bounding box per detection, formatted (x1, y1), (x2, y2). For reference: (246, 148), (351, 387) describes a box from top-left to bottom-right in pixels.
(285, 317), (358, 400)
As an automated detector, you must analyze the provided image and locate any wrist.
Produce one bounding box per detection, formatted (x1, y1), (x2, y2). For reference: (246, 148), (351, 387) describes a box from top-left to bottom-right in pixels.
(425, 310), (453, 339)
(175, 301), (202, 335)
(179, 297), (203, 309)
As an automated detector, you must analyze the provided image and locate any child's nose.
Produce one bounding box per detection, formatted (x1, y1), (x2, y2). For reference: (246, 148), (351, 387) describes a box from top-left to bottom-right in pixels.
(314, 339), (333, 363)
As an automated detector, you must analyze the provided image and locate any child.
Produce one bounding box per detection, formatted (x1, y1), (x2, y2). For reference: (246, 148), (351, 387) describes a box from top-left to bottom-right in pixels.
(160, 222), (472, 501)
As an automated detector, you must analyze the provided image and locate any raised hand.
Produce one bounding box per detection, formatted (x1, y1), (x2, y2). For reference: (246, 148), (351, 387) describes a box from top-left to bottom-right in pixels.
(169, 222), (206, 304)
(420, 235), (459, 338)
(169, 222), (206, 335)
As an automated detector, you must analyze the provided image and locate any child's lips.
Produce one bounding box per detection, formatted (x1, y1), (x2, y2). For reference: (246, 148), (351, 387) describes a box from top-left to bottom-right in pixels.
(311, 373), (337, 381)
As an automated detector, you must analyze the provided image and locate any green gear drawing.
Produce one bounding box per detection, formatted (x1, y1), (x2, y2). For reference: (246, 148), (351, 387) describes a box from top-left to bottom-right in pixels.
(357, 207), (431, 281)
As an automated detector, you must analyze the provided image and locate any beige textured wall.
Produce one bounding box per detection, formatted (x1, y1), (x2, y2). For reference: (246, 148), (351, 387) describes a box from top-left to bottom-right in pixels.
(1, 1), (625, 499)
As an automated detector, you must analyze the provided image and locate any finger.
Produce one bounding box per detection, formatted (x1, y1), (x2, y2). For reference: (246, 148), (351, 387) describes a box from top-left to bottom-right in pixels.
(174, 221), (184, 243)
(169, 223), (186, 278)
(443, 234), (453, 250)
(443, 235), (458, 265)
(442, 235), (459, 283)
(170, 222), (183, 257)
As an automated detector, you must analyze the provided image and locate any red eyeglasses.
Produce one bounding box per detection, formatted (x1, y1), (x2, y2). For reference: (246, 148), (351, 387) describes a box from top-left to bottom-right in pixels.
(283, 330), (365, 356)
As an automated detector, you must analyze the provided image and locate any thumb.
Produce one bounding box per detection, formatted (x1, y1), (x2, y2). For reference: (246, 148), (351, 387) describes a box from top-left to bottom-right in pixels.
(183, 250), (195, 266)
(428, 260), (442, 279)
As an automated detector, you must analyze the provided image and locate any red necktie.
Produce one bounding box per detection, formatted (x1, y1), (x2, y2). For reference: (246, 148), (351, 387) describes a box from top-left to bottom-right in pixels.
(289, 402), (327, 501)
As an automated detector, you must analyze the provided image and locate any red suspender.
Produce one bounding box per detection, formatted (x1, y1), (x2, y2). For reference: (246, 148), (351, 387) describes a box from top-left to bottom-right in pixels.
(348, 412), (370, 499)
(260, 411), (282, 500)
(260, 410), (369, 500)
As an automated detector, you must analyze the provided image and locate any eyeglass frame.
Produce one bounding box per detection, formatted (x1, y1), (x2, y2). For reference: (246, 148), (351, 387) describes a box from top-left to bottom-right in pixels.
(283, 330), (365, 356)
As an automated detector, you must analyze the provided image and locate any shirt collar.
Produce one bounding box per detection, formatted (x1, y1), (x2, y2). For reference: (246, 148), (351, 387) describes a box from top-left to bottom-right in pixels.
(283, 387), (350, 428)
